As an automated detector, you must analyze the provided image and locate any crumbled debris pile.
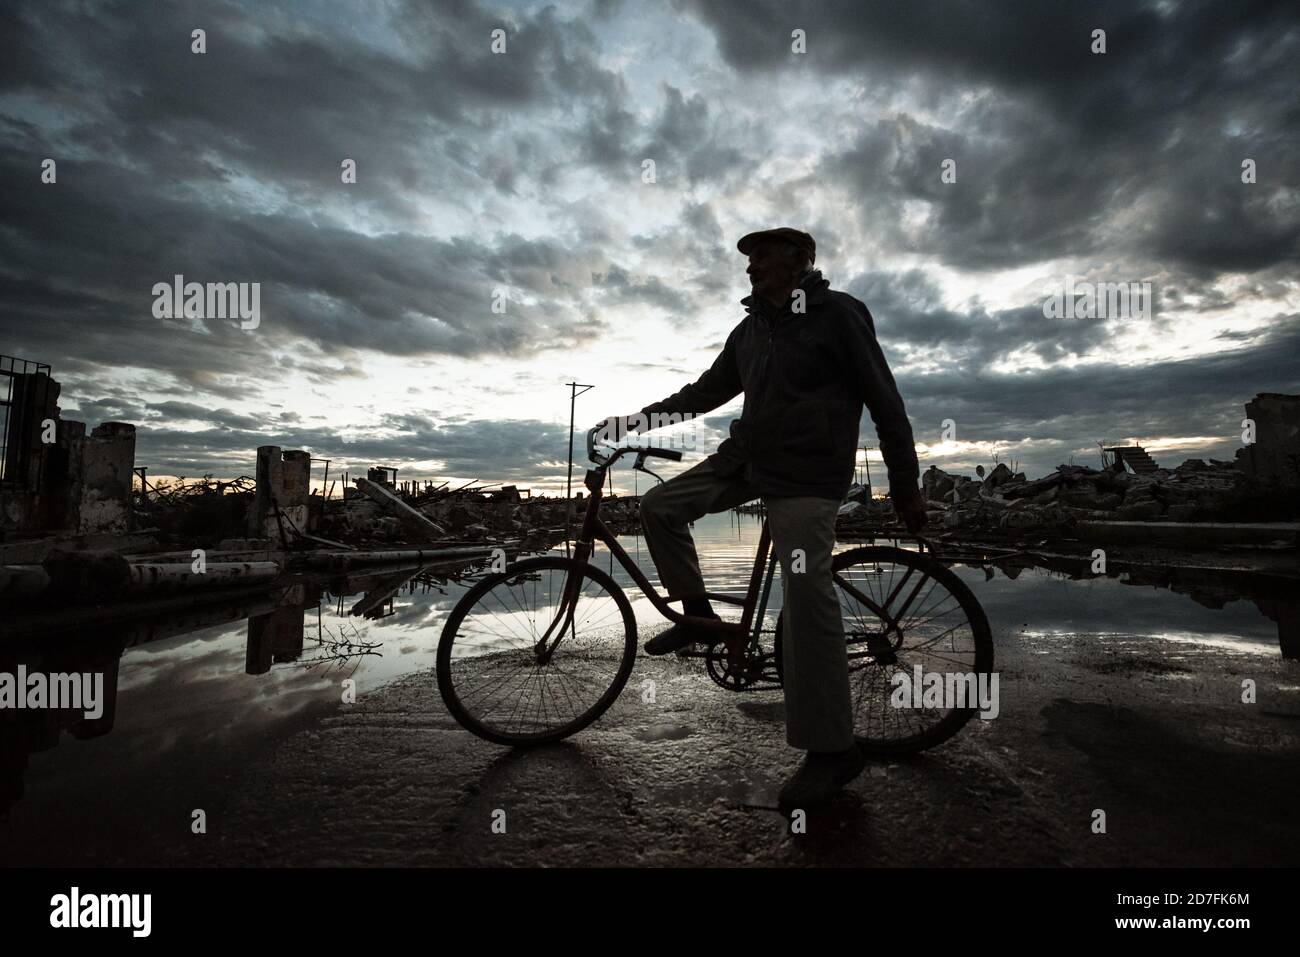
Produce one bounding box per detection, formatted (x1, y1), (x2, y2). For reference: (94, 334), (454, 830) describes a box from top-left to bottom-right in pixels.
(921, 458), (1248, 532)
(320, 493), (641, 547)
(836, 458), (1261, 538)
(133, 475), (255, 547)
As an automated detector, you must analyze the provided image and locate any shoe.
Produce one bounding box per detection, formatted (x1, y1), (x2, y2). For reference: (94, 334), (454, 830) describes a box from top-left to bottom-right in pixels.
(777, 745), (868, 811)
(643, 614), (720, 656)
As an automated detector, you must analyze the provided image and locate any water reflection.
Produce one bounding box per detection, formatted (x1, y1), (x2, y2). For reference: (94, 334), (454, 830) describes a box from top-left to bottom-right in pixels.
(1, 511), (1296, 854)
(0, 557), (488, 826)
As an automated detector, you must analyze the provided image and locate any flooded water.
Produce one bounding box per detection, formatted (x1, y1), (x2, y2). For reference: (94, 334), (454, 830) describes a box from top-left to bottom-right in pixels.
(1, 511), (1294, 864)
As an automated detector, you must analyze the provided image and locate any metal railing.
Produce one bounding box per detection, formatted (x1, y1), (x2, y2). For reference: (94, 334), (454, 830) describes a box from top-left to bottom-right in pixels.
(0, 354), (53, 489)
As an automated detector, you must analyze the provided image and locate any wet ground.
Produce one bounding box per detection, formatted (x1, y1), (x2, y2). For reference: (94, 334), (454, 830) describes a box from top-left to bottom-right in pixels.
(3, 513), (1299, 866)
(158, 626), (1299, 867)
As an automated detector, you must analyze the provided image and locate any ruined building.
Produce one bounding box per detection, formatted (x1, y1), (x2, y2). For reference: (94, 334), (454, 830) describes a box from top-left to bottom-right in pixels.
(1, 356), (137, 540)
(1236, 393), (1300, 486)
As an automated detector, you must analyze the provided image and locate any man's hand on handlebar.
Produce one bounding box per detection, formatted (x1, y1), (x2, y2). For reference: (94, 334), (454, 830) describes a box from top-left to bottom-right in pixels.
(588, 415), (683, 466)
(591, 414), (650, 445)
(891, 485), (928, 535)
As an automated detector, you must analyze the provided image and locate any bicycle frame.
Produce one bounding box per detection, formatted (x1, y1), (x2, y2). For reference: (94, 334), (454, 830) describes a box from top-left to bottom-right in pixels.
(560, 461), (765, 665)
(534, 439), (937, 669)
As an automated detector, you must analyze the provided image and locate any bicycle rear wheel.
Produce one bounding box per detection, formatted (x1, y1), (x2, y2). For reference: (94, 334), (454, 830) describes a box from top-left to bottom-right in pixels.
(437, 556), (637, 746)
(775, 545), (994, 754)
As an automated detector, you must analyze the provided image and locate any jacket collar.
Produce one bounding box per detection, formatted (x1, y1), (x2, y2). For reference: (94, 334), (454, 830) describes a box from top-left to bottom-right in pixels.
(741, 269), (830, 316)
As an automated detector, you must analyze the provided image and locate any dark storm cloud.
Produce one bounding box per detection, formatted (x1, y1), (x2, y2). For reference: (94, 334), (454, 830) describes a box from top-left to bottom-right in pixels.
(627, 200), (737, 305)
(3, 0), (1298, 487)
(847, 269), (1123, 367)
(61, 394), (147, 426)
(129, 413), (575, 484)
(632, 200), (729, 268)
(0, 143), (601, 379)
(833, 260), (1298, 475)
(687, 0), (1300, 275)
(145, 402), (266, 432)
(0, 0), (628, 214)
(591, 263), (692, 314)
(644, 85), (752, 186)
(874, 310), (1300, 477)
(61, 394), (307, 434)
(0, 0), (637, 383)
(576, 82), (762, 187)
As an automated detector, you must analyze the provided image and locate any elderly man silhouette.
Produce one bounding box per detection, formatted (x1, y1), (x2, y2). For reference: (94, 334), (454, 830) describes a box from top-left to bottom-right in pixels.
(596, 227), (925, 809)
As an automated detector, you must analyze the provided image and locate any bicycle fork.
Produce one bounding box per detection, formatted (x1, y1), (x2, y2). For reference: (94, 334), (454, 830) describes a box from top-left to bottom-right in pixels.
(532, 539), (592, 663)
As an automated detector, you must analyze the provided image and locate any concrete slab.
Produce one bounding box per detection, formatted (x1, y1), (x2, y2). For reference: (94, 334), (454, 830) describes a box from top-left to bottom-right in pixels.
(172, 629), (1300, 867)
(354, 478), (447, 542)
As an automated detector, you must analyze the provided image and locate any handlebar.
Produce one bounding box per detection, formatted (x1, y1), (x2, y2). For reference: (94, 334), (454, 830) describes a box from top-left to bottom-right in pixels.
(585, 426), (683, 469)
(639, 446), (683, 461)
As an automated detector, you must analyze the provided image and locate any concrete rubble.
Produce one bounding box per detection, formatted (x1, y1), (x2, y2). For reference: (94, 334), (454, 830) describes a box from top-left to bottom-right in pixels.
(840, 450), (1298, 553)
(0, 369), (641, 611)
(920, 457), (1254, 531)
(835, 391), (1300, 559)
(4, 364), (1296, 611)
(837, 392), (1294, 553)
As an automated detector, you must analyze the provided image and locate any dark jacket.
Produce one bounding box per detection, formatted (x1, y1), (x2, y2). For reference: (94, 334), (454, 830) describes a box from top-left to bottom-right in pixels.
(640, 270), (920, 500)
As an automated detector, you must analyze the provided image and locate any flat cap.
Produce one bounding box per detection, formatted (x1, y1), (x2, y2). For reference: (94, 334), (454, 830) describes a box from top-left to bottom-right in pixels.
(737, 227), (816, 263)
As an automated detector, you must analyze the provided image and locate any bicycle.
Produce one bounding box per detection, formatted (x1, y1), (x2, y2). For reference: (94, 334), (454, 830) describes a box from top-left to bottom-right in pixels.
(437, 429), (994, 753)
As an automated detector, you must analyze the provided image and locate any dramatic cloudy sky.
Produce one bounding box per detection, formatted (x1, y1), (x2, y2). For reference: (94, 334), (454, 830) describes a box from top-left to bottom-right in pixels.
(3, 0), (1298, 494)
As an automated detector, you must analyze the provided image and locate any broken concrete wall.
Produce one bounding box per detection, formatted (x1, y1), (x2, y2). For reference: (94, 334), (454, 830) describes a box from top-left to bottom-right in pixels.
(1237, 393), (1300, 486)
(77, 422), (135, 534)
(247, 446), (312, 541)
(41, 419), (86, 533)
(3, 418), (87, 536)
(0, 369), (138, 539)
(248, 445), (283, 539)
(280, 449), (311, 535)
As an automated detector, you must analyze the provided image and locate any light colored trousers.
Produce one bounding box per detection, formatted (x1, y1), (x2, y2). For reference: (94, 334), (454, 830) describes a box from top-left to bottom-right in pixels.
(638, 457), (854, 752)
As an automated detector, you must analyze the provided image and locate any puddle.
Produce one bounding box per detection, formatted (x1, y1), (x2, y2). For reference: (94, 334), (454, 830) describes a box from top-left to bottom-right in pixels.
(1, 510), (1295, 863)
(633, 723), (694, 742)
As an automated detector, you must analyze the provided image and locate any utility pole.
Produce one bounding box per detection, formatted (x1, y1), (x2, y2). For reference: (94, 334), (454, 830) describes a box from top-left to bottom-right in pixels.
(565, 381), (594, 542)
(862, 445), (873, 499)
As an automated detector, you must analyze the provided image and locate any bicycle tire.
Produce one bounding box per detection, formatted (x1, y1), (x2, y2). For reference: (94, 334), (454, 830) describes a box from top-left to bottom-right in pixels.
(774, 545), (994, 755)
(437, 556), (638, 746)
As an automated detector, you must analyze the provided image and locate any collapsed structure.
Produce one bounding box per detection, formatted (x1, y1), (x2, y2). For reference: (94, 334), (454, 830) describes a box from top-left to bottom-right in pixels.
(1, 358), (138, 539)
(836, 394), (1299, 548)
(1, 353), (1296, 607)
(0, 358), (640, 609)
(920, 457), (1253, 529)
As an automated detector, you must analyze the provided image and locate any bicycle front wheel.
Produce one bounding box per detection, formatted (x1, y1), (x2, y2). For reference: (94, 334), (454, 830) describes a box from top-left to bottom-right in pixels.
(776, 545), (994, 754)
(436, 556), (637, 746)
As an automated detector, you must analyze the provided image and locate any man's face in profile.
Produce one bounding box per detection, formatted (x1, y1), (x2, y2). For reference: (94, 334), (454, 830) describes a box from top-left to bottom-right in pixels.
(746, 239), (801, 303)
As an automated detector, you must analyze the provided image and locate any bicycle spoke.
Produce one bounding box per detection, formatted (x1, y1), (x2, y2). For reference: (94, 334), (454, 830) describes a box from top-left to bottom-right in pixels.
(823, 549), (987, 749)
(441, 560), (633, 743)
